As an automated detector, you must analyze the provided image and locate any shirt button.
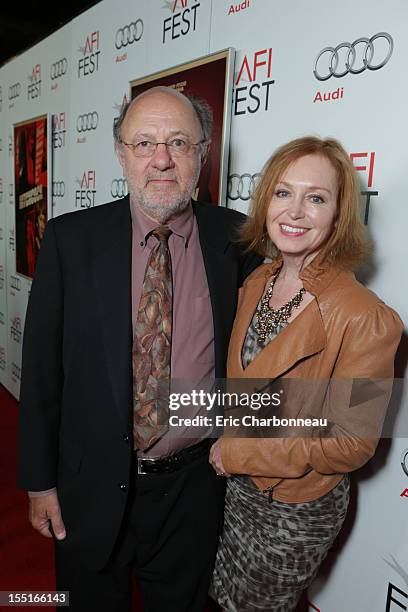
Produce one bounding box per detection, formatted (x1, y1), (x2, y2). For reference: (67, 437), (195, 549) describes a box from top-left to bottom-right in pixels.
(122, 434), (129, 443)
(118, 483), (127, 492)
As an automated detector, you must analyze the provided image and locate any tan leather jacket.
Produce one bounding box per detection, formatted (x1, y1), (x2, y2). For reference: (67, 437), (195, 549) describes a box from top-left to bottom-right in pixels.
(220, 256), (403, 503)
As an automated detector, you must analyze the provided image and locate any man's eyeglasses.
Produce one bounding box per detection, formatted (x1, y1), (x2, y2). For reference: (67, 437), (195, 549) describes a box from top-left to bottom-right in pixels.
(119, 137), (208, 158)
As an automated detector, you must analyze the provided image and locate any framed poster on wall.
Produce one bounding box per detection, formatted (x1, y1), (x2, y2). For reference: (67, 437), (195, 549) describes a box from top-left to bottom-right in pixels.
(13, 114), (51, 280)
(130, 48), (235, 206)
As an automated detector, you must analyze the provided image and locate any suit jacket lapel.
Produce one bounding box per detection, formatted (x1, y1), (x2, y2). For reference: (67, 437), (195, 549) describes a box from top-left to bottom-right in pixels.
(91, 197), (133, 427)
(228, 273), (327, 379)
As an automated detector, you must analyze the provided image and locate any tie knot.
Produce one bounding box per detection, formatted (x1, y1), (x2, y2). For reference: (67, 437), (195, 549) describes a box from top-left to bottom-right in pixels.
(152, 226), (172, 243)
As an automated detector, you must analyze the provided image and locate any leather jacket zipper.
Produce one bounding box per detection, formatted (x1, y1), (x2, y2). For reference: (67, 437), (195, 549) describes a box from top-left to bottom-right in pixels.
(263, 484), (274, 503)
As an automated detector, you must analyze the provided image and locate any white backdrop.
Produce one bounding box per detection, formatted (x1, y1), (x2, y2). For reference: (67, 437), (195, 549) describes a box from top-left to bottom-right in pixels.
(0, 1), (407, 609)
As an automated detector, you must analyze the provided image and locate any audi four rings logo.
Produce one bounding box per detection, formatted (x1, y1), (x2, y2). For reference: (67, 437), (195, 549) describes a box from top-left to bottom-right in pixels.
(52, 181), (65, 197)
(8, 83), (21, 99)
(314, 32), (393, 81)
(115, 20), (144, 49)
(228, 173), (262, 201)
(76, 112), (99, 132)
(50, 58), (68, 80)
(111, 178), (128, 198)
(401, 449), (408, 478)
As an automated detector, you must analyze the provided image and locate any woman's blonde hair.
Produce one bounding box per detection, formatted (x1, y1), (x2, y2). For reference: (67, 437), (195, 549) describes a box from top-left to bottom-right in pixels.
(240, 136), (370, 270)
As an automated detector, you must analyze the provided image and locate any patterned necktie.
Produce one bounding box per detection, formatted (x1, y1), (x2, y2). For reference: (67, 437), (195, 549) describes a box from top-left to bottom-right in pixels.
(133, 227), (173, 451)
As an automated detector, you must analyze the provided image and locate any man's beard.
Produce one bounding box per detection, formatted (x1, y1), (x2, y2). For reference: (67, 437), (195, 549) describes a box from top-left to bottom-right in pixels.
(128, 168), (200, 224)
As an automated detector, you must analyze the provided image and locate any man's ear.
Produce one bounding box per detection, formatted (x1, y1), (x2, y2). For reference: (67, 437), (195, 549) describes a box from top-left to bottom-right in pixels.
(115, 142), (125, 169)
(200, 140), (211, 166)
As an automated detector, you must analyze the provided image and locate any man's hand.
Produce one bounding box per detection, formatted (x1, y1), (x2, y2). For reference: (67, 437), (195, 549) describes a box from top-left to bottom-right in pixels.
(209, 439), (230, 477)
(29, 492), (66, 540)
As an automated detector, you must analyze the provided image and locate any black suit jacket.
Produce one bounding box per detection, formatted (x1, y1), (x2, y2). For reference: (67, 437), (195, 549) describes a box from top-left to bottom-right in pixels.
(18, 196), (261, 569)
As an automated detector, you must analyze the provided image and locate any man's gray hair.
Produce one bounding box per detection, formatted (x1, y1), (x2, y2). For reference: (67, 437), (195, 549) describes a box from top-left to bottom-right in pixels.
(113, 90), (213, 145)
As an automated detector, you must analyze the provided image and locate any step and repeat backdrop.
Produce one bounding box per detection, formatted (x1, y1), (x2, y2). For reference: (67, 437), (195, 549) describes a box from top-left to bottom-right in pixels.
(0, 0), (407, 609)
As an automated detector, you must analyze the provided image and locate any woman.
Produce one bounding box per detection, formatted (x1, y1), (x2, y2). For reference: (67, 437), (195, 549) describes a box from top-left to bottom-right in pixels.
(209, 136), (403, 611)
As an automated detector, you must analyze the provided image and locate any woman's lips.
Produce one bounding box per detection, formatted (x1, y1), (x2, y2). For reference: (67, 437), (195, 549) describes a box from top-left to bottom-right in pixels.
(279, 223), (309, 236)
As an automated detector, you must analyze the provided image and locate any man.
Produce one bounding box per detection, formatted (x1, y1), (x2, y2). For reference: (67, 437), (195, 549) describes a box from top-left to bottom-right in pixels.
(18, 87), (261, 611)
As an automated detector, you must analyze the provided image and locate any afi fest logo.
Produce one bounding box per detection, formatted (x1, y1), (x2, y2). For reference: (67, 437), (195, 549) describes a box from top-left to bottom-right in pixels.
(0, 265), (4, 290)
(0, 178), (3, 204)
(162, 0), (200, 44)
(11, 361), (21, 382)
(384, 556), (408, 612)
(53, 112), (67, 149)
(228, 0), (250, 16)
(27, 64), (41, 100)
(75, 171), (97, 208)
(234, 48), (274, 115)
(8, 227), (15, 252)
(349, 150), (377, 224)
(0, 311), (4, 326)
(0, 348), (5, 371)
(10, 316), (22, 344)
(115, 19), (144, 63)
(9, 274), (21, 296)
(78, 31), (100, 78)
(0, 85), (2, 111)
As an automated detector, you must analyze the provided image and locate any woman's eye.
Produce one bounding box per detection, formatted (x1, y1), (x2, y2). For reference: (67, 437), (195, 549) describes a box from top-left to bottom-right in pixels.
(310, 194), (324, 204)
(276, 190), (289, 198)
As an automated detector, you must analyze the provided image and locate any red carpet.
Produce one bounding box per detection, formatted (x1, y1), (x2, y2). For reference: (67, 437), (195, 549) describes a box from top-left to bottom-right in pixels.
(0, 384), (219, 611)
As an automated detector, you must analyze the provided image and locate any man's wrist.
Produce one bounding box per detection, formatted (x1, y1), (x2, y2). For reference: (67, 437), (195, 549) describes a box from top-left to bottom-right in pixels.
(28, 487), (57, 497)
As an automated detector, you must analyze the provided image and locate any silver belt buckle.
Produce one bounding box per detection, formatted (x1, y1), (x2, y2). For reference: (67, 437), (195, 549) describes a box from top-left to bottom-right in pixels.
(137, 456), (157, 475)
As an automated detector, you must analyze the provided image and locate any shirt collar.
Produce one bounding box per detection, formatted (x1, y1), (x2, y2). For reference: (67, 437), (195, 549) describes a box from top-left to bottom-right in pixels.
(259, 252), (343, 298)
(131, 200), (194, 247)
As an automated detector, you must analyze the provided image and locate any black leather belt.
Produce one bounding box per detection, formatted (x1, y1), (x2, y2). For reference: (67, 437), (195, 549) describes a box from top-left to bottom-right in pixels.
(136, 439), (210, 475)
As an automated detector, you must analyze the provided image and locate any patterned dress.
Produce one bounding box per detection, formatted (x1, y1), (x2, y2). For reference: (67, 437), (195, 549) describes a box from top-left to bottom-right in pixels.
(211, 305), (350, 611)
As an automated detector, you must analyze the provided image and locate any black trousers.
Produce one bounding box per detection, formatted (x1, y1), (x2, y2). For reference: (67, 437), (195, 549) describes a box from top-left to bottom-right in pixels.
(55, 452), (224, 612)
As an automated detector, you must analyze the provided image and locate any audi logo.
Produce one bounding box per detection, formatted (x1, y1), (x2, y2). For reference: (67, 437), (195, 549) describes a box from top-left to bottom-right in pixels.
(402, 449), (408, 478)
(52, 181), (66, 197)
(228, 173), (262, 201)
(8, 83), (21, 100)
(314, 32), (393, 81)
(115, 20), (144, 49)
(111, 178), (128, 198)
(50, 58), (68, 80)
(76, 112), (99, 132)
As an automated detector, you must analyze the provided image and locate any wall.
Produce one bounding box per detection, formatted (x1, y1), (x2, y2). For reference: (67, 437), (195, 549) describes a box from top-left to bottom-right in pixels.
(0, 1), (407, 609)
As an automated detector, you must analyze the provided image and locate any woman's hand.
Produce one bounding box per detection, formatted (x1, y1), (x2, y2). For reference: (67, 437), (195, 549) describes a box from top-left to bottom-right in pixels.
(209, 439), (231, 477)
